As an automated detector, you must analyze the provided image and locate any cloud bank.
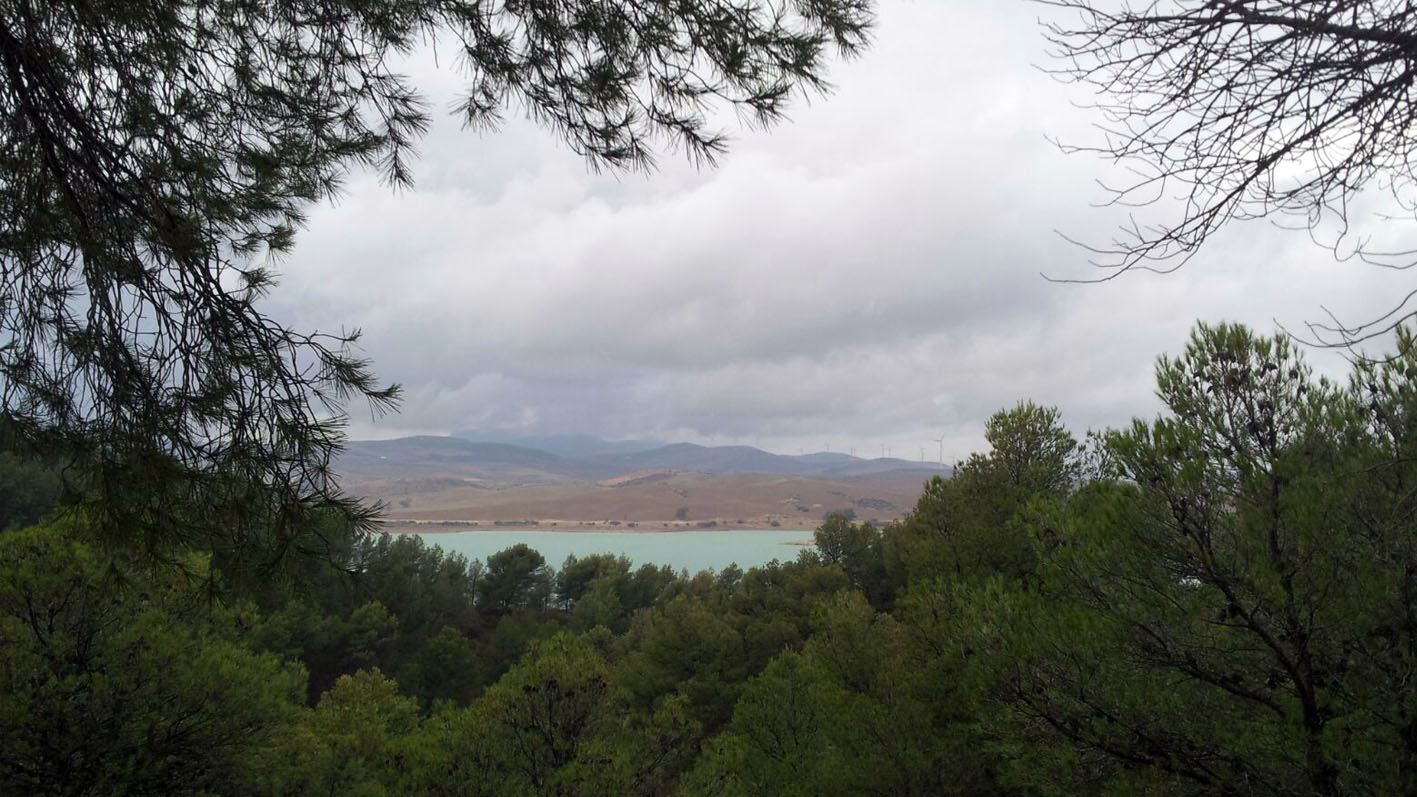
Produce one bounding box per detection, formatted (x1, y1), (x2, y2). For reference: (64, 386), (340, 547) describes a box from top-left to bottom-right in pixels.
(272, 0), (1412, 461)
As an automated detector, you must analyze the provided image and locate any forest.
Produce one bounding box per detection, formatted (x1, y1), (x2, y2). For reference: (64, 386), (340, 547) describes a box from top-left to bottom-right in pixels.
(5, 321), (1417, 794)
(8, 0), (1417, 793)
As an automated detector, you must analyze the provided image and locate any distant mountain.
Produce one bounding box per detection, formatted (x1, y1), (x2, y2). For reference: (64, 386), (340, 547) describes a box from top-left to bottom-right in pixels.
(795, 452), (861, 466)
(451, 430), (664, 457)
(339, 435), (946, 485)
(578, 443), (790, 476)
(337, 436), (592, 484)
(576, 443), (941, 478)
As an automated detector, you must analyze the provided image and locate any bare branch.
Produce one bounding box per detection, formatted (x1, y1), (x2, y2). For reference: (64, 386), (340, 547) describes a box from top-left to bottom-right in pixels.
(1040, 0), (1417, 337)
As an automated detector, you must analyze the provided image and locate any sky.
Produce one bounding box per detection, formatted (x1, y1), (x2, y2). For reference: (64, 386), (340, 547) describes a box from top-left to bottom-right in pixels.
(272, 0), (1411, 463)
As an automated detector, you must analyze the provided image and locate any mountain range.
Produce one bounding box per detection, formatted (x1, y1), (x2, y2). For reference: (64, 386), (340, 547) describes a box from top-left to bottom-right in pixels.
(336, 434), (945, 531)
(337, 435), (946, 485)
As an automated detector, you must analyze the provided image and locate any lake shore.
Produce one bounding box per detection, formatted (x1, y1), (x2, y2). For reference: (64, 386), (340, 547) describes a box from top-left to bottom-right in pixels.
(378, 517), (820, 534)
(392, 528), (819, 573)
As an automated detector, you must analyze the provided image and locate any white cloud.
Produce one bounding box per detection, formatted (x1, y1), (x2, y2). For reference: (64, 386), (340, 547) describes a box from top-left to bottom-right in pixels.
(286, 0), (1417, 459)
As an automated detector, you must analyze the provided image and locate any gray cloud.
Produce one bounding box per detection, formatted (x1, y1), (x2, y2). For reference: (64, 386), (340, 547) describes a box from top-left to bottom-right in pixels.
(271, 0), (1417, 462)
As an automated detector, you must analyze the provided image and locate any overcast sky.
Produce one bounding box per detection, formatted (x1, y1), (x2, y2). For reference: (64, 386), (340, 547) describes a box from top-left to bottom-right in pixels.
(273, 0), (1411, 462)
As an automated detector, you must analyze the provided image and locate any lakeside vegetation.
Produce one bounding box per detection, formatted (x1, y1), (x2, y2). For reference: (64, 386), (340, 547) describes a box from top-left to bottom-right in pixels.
(6, 322), (1417, 793)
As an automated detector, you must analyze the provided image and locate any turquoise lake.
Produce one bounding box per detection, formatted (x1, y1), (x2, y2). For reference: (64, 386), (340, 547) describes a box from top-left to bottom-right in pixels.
(406, 530), (816, 574)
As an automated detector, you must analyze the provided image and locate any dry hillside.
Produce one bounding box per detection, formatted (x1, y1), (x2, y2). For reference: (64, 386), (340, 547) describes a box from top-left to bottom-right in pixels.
(355, 469), (930, 532)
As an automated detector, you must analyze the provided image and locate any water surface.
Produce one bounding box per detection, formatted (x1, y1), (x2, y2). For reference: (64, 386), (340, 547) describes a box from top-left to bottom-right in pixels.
(406, 529), (815, 574)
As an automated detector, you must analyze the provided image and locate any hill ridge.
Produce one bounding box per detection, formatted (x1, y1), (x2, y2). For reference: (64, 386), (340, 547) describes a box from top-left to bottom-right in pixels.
(340, 434), (945, 483)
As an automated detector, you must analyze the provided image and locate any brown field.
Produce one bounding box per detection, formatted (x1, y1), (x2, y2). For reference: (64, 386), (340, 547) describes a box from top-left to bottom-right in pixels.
(349, 469), (929, 532)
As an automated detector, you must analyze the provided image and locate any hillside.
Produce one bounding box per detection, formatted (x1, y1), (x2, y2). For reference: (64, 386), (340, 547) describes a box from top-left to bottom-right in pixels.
(363, 470), (928, 531)
(336, 435), (941, 530)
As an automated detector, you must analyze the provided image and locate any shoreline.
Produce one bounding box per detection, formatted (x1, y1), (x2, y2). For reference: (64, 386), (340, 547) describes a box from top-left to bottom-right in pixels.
(377, 518), (822, 534)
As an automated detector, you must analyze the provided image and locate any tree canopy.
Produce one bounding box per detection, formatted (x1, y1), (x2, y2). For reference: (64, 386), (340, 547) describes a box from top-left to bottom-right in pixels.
(5, 319), (1417, 792)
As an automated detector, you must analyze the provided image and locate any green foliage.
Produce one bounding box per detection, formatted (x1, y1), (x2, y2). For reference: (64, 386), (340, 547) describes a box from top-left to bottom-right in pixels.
(0, 523), (305, 795)
(399, 627), (481, 709)
(479, 543), (552, 610)
(353, 534), (481, 635)
(0, 450), (63, 531)
(982, 400), (1080, 496)
(259, 669), (420, 796)
(813, 511), (876, 570)
(684, 650), (832, 796)
(18, 316), (1417, 792)
(411, 633), (700, 796)
(619, 594), (749, 730)
(558, 553), (677, 633)
(967, 323), (1417, 793)
(882, 402), (1077, 593)
(813, 511), (890, 606)
(243, 532), (488, 703)
(478, 611), (567, 688)
(557, 553), (632, 606)
(248, 599), (401, 702)
(571, 577), (626, 632)
(467, 633), (615, 791)
(688, 590), (993, 796)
